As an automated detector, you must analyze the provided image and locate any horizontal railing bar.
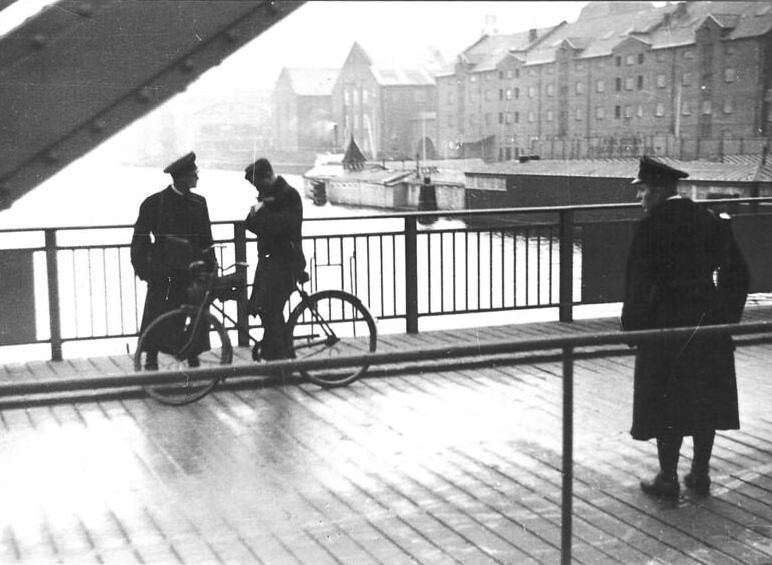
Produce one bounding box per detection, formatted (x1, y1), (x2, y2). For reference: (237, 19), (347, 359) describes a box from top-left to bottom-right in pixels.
(3, 197), (772, 233)
(2, 321), (771, 397)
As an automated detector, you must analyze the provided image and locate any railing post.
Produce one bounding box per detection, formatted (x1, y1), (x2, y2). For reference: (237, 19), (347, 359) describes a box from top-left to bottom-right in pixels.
(405, 216), (419, 334)
(559, 210), (574, 322)
(45, 229), (62, 361)
(234, 221), (250, 347)
(561, 345), (574, 565)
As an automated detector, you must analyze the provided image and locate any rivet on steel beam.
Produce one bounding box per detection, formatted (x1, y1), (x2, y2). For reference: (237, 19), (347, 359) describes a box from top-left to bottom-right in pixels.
(136, 87), (151, 103)
(31, 34), (46, 49)
(181, 59), (195, 72)
(44, 150), (60, 163)
(76, 3), (93, 17)
(91, 119), (106, 133)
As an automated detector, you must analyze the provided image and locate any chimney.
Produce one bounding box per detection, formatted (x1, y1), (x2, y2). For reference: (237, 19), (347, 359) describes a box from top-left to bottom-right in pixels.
(482, 14), (498, 36)
(529, 28), (538, 42)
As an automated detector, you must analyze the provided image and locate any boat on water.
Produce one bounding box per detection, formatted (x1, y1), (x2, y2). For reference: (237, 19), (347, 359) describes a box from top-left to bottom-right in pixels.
(302, 152), (344, 200)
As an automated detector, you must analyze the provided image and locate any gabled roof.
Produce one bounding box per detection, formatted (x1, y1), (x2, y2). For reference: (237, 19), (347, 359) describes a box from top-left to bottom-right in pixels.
(282, 68), (339, 96)
(371, 67), (435, 86)
(341, 42), (440, 86)
(459, 24), (562, 72)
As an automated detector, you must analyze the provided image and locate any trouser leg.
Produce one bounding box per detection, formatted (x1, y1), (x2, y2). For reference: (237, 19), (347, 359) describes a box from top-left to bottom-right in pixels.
(691, 431), (715, 475)
(656, 435), (683, 480)
(259, 306), (289, 360)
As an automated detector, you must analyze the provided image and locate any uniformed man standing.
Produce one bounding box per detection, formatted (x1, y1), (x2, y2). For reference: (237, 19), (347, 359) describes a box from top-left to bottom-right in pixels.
(622, 156), (749, 499)
(131, 152), (216, 369)
(243, 158), (305, 360)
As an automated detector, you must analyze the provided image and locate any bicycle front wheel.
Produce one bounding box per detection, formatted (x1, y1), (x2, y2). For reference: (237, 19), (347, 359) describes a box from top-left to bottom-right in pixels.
(287, 290), (377, 387)
(134, 306), (233, 405)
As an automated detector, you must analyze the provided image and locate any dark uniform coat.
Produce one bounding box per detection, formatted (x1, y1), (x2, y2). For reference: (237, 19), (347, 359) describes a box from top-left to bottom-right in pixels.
(621, 197), (749, 440)
(245, 176), (305, 358)
(130, 186), (215, 349)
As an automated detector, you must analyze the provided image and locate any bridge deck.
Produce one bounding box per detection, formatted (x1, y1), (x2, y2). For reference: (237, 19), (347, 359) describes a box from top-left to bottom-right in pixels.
(2, 308), (772, 564)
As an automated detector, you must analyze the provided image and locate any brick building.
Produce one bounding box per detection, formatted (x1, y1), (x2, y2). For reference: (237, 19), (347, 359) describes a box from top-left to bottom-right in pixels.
(437, 1), (772, 161)
(273, 67), (339, 152)
(331, 42), (440, 160)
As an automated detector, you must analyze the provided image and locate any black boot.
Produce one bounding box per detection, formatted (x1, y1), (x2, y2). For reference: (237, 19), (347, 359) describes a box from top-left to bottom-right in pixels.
(641, 436), (682, 499)
(684, 431), (714, 496)
(144, 351), (159, 371)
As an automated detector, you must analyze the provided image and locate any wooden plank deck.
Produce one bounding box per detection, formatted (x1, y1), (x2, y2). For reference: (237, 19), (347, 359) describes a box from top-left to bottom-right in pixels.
(2, 306), (772, 563)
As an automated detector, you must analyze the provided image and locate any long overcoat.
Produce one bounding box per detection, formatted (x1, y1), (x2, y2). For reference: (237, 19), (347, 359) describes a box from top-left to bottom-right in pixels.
(131, 186), (215, 350)
(621, 197), (749, 440)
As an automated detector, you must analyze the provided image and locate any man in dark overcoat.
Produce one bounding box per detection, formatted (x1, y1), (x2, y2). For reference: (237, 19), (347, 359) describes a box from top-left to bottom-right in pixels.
(244, 158), (306, 360)
(621, 155), (749, 499)
(130, 152), (216, 369)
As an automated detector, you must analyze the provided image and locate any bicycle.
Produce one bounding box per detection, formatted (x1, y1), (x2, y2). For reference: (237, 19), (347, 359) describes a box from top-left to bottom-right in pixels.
(133, 256), (378, 405)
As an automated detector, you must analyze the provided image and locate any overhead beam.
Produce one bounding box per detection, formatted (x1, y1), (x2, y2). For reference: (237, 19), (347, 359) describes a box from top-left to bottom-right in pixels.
(0, 0), (305, 210)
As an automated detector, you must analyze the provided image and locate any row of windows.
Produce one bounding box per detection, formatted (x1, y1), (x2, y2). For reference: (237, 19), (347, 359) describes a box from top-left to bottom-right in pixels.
(343, 88), (431, 105)
(446, 68), (741, 104)
(448, 98), (738, 127)
(463, 44), (739, 85)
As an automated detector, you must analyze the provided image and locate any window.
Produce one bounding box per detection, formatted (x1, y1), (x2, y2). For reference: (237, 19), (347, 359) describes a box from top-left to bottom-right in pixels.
(499, 89), (503, 100)
(682, 72), (692, 86)
(656, 74), (666, 88)
(515, 69), (520, 78)
(363, 90), (369, 104)
(546, 110), (554, 121)
(596, 106), (605, 119)
(546, 84), (554, 96)
(682, 101), (692, 115)
(575, 108), (584, 121)
(344, 89), (350, 105)
(724, 43), (735, 56)
(503, 112), (511, 124)
(702, 100), (712, 115)
(637, 105), (644, 118)
(515, 87), (520, 99)
(638, 53), (644, 64)
(637, 75), (644, 90)
(506, 69), (514, 79)
(528, 111), (535, 122)
(615, 105), (621, 118)
(353, 89), (359, 105)
(354, 114), (359, 130)
(515, 111), (520, 123)
(485, 89), (493, 101)
(505, 88), (512, 100)
(615, 55), (622, 67)
(655, 102), (665, 117)
(499, 71), (504, 79)
(625, 77), (634, 90)
(724, 68), (736, 82)
(723, 98), (733, 114)
(596, 80), (605, 93)
(624, 105), (632, 118)
(615, 77), (622, 91)
(684, 48), (694, 59)
(626, 54), (635, 65)
(498, 112), (503, 124)
(528, 86), (536, 98)
(575, 81), (585, 94)
(575, 61), (584, 71)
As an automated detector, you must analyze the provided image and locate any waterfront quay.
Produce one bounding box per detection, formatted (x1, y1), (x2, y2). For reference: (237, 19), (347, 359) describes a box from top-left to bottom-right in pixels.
(3, 303), (772, 564)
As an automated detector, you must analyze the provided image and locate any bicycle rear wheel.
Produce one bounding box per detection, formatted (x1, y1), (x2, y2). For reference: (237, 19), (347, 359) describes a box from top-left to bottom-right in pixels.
(134, 306), (233, 405)
(286, 289), (377, 387)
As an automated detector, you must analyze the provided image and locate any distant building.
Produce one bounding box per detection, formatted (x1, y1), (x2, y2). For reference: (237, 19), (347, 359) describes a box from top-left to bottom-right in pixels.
(273, 67), (339, 152)
(438, 1), (772, 161)
(331, 42), (441, 161)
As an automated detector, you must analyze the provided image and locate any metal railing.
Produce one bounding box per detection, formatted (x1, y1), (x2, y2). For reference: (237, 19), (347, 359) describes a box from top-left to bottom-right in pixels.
(1, 197), (770, 360)
(1, 320), (770, 564)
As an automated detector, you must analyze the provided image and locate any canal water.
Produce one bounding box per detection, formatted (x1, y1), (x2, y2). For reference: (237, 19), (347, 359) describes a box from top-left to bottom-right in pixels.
(0, 164), (617, 363)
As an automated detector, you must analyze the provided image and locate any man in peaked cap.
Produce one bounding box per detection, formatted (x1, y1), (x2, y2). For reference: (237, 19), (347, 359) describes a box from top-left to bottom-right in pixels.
(131, 151), (217, 370)
(621, 155), (749, 499)
(243, 157), (306, 361)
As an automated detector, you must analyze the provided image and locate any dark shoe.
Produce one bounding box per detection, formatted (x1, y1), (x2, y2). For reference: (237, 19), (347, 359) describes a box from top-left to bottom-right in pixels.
(187, 357), (200, 368)
(684, 472), (711, 495)
(640, 473), (679, 499)
(251, 343), (262, 362)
